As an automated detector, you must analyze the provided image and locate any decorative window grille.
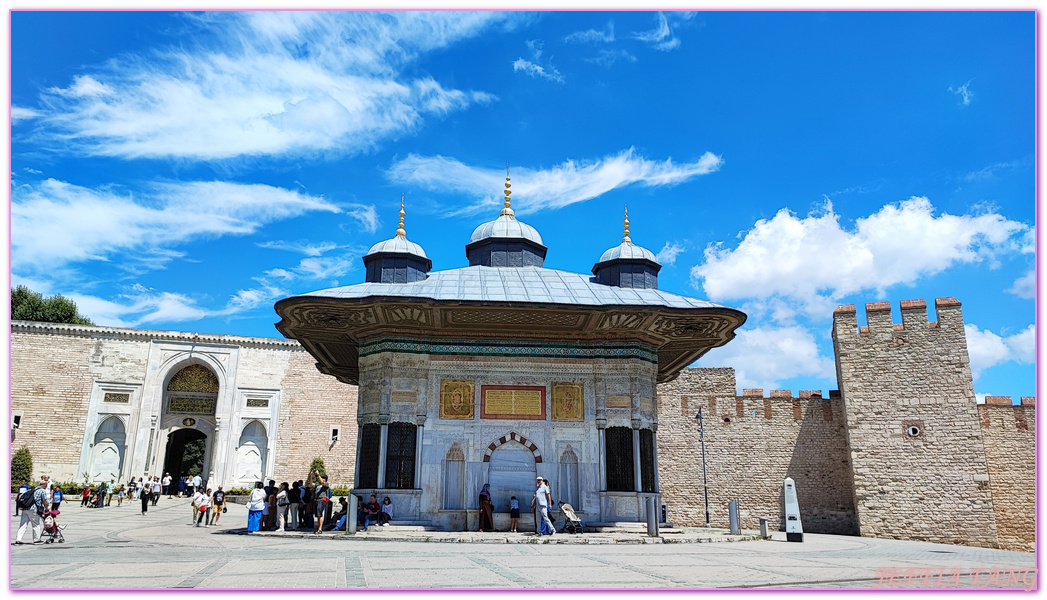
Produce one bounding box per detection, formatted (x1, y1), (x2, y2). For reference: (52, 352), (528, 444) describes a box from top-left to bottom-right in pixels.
(639, 428), (656, 493)
(605, 426), (635, 492)
(384, 422), (417, 489)
(358, 424), (381, 489)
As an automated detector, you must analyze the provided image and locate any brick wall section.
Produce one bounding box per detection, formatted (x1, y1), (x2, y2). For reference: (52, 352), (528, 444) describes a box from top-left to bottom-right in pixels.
(832, 299), (999, 548)
(272, 351), (358, 488)
(11, 328), (101, 477)
(657, 369), (858, 534)
(978, 398), (1035, 552)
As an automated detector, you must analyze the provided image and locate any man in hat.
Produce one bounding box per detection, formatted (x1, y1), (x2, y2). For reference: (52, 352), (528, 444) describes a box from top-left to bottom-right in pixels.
(534, 477), (555, 535)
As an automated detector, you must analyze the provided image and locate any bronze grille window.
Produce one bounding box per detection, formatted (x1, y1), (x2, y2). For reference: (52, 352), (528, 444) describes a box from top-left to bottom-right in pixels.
(385, 422), (417, 489)
(358, 424), (381, 489)
(639, 428), (655, 493)
(605, 426), (635, 492)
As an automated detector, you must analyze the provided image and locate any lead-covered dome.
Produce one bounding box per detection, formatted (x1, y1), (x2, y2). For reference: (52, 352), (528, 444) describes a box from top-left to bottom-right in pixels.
(362, 197), (432, 283)
(592, 207), (661, 289)
(465, 170), (547, 267)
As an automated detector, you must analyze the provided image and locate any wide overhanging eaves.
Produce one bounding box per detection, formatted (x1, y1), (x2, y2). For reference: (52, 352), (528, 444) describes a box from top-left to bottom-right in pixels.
(275, 295), (746, 385)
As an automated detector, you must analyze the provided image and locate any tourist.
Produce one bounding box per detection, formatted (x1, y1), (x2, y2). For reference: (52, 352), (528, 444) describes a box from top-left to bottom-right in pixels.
(151, 477), (161, 505)
(309, 471), (332, 534)
(379, 497), (394, 526)
(329, 497), (349, 530)
(478, 484), (494, 532)
(274, 482), (290, 531)
(185, 475), (195, 498)
(13, 479), (48, 545)
(287, 481), (301, 530)
(106, 479), (116, 506)
(192, 474), (202, 496)
(534, 477), (555, 535)
(194, 488), (212, 527)
(51, 486), (63, 512)
(15, 480), (29, 516)
(262, 484), (276, 531)
(361, 495), (380, 531)
(140, 477), (152, 514)
(508, 496), (520, 533)
(80, 486), (91, 508)
(163, 472), (172, 498)
(177, 477), (185, 497)
(95, 480), (107, 508)
(211, 486), (226, 526)
(246, 482), (266, 532)
(117, 485), (125, 506)
(299, 480), (314, 530)
(127, 478), (136, 502)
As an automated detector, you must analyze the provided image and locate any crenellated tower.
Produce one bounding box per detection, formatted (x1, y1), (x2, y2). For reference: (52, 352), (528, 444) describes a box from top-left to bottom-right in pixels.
(832, 298), (999, 548)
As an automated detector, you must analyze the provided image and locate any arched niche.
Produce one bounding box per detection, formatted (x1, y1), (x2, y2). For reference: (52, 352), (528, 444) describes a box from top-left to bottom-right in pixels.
(90, 416), (126, 481)
(236, 420), (268, 483)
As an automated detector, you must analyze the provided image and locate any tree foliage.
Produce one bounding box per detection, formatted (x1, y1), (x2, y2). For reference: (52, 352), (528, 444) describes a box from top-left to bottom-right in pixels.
(11, 446), (33, 484)
(11, 286), (93, 325)
(182, 439), (206, 477)
(309, 456), (327, 479)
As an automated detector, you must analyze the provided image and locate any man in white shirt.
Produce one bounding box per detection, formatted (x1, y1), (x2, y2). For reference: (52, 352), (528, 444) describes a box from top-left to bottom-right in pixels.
(192, 488), (211, 527)
(162, 473), (172, 498)
(534, 477), (555, 535)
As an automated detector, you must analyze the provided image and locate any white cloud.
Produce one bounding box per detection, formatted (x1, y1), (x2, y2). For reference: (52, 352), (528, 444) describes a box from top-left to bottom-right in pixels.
(965, 323), (1034, 380)
(632, 12), (694, 51)
(691, 197), (1029, 309)
(11, 106), (41, 122)
(656, 242), (685, 266)
(22, 167), (42, 175)
(23, 12), (512, 160)
(513, 40), (564, 83)
(585, 49), (638, 67)
(346, 204), (381, 234)
(12, 178), (340, 272)
(696, 325), (837, 392)
(949, 79), (974, 106)
(388, 148), (722, 215)
(1007, 269), (1035, 299)
(258, 240), (340, 256)
(565, 22), (615, 44)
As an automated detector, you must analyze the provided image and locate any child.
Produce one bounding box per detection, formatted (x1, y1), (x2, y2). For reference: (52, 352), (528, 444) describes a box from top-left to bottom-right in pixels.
(508, 496), (520, 533)
(379, 497), (393, 526)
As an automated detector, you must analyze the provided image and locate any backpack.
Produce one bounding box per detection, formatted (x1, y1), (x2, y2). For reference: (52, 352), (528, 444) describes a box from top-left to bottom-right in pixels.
(17, 489), (36, 510)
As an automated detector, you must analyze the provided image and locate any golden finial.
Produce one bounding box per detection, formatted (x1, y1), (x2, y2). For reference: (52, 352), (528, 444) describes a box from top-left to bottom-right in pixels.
(501, 162), (514, 217)
(395, 193), (406, 237)
(623, 205), (631, 244)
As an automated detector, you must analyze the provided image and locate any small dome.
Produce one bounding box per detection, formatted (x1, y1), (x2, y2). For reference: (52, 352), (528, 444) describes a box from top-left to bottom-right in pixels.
(366, 235), (429, 259)
(469, 214), (544, 246)
(598, 241), (657, 264)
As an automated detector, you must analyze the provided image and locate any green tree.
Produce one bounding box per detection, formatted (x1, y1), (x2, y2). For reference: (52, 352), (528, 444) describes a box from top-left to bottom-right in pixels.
(11, 445), (32, 485)
(11, 286), (93, 325)
(182, 439), (206, 477)
(309, 456), (327, 480)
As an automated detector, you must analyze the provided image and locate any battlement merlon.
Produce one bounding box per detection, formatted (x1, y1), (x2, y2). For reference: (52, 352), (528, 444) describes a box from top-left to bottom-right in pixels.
(832, 297), (964, 339)
(984, 396), (1037, 406)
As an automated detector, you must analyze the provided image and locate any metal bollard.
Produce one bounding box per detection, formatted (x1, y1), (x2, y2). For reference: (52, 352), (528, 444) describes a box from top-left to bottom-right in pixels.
(347, 494), (358, 533)
(646, 496), (658, 537)
(759, 518), (769, 539)
(728, 500), (740, 535)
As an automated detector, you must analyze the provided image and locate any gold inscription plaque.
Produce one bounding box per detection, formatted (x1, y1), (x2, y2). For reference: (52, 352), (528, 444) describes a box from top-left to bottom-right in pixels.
(605, 395), (631, 409)
(440, 380), (474, 420)
(480, 386), (546, 420)
(552, 383), (584, 421)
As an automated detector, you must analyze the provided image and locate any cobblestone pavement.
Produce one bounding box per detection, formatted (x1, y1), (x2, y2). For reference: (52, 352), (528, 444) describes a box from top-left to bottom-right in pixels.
(9, 498), (1037, 590)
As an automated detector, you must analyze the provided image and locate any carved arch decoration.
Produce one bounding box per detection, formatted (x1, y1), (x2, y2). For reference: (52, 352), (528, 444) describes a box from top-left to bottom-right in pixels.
(482, 431), (543, 463)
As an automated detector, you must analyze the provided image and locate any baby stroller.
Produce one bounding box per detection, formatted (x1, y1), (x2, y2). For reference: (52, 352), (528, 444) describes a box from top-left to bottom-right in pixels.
(557, 502), (583, 534)
(42, 510), (65, 543)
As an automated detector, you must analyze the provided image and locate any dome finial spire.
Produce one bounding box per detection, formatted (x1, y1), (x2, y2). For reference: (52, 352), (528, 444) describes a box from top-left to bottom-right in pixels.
(396, 193), (406, 237)
(501, 162), (514, 217)
(623, 205), (631, 243)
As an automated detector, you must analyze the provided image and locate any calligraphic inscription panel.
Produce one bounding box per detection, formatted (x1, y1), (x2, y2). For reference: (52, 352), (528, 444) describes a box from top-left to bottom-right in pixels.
(480, 386), (546, 420)
(605, 395), (632, 409)
(552, 383), (584, 421)
(439, 380), (475, 420)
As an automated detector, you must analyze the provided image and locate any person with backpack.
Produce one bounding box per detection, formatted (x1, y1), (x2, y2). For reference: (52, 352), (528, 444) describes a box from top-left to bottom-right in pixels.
(14, 480), (29, 516)
(309, 471), (332, 534)
(14, 479), (48, 544)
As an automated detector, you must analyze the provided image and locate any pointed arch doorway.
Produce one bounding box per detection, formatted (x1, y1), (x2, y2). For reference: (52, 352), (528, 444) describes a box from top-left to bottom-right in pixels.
(163, 428), (207, 483)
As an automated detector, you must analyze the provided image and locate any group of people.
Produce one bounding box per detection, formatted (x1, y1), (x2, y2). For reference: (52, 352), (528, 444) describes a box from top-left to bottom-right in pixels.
(476, 476), (556, 535)
(13, 475), (57, 544)
(76, 475), (168, 515)
(189, 485), (226, 527)
(245, 471), (336, 534)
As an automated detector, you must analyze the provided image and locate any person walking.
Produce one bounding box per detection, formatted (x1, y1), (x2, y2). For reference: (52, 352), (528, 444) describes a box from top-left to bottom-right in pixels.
(193, 488), (212, 527)
(163, 473), (172, 498)
(211, 486), (226, 526)
(534, 477), (555, 535)
(14, 479), (48, 545)
(50, 486), (63, 512)
(151, 477), (162, 506)
(140, 477), (151, 515)
(478, 483), (494, 532)
(14, 480), (29, 516)
(80, 486), (91, 508)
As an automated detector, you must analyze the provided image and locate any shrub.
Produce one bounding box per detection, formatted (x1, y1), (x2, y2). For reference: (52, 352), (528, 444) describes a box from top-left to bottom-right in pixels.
(308, 457), (327, 479)
(11, 446), (32, 485)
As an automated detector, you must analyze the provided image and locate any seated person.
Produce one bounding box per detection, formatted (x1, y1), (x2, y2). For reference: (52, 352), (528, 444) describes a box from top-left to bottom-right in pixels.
(328, 497), (349, 530)
(362, 495), (381, 531)
(379, 496), (393, 526)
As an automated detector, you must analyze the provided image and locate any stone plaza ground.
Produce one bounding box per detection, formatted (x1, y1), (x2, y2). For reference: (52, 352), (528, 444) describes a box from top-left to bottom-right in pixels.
(8, 496), (1037, 591)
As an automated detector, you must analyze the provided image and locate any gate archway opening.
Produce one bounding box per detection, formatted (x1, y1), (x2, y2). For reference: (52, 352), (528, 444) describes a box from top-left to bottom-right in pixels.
(164, 428), (207, 482)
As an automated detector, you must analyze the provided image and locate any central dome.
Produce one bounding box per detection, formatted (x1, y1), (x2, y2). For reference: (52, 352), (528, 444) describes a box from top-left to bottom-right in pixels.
(469, 213), (544, 245)
(465, 169), (547, 268)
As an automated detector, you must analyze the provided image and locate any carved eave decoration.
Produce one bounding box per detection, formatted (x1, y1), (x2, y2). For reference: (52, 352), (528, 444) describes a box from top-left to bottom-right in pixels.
(275, 296), (746, 385)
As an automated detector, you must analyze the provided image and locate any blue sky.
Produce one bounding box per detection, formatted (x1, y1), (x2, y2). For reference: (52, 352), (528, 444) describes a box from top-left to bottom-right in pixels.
(9, 11), (1036, 401)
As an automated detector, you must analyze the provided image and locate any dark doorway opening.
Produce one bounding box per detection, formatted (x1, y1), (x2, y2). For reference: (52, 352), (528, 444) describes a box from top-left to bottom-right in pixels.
(164, 429), (207, 483)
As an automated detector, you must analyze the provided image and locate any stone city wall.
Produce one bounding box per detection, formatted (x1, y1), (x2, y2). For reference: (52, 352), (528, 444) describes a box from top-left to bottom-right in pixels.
(832, 299), (999, 548)
(978, 396), (1036, 552)
(657, 368), (858, 534)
